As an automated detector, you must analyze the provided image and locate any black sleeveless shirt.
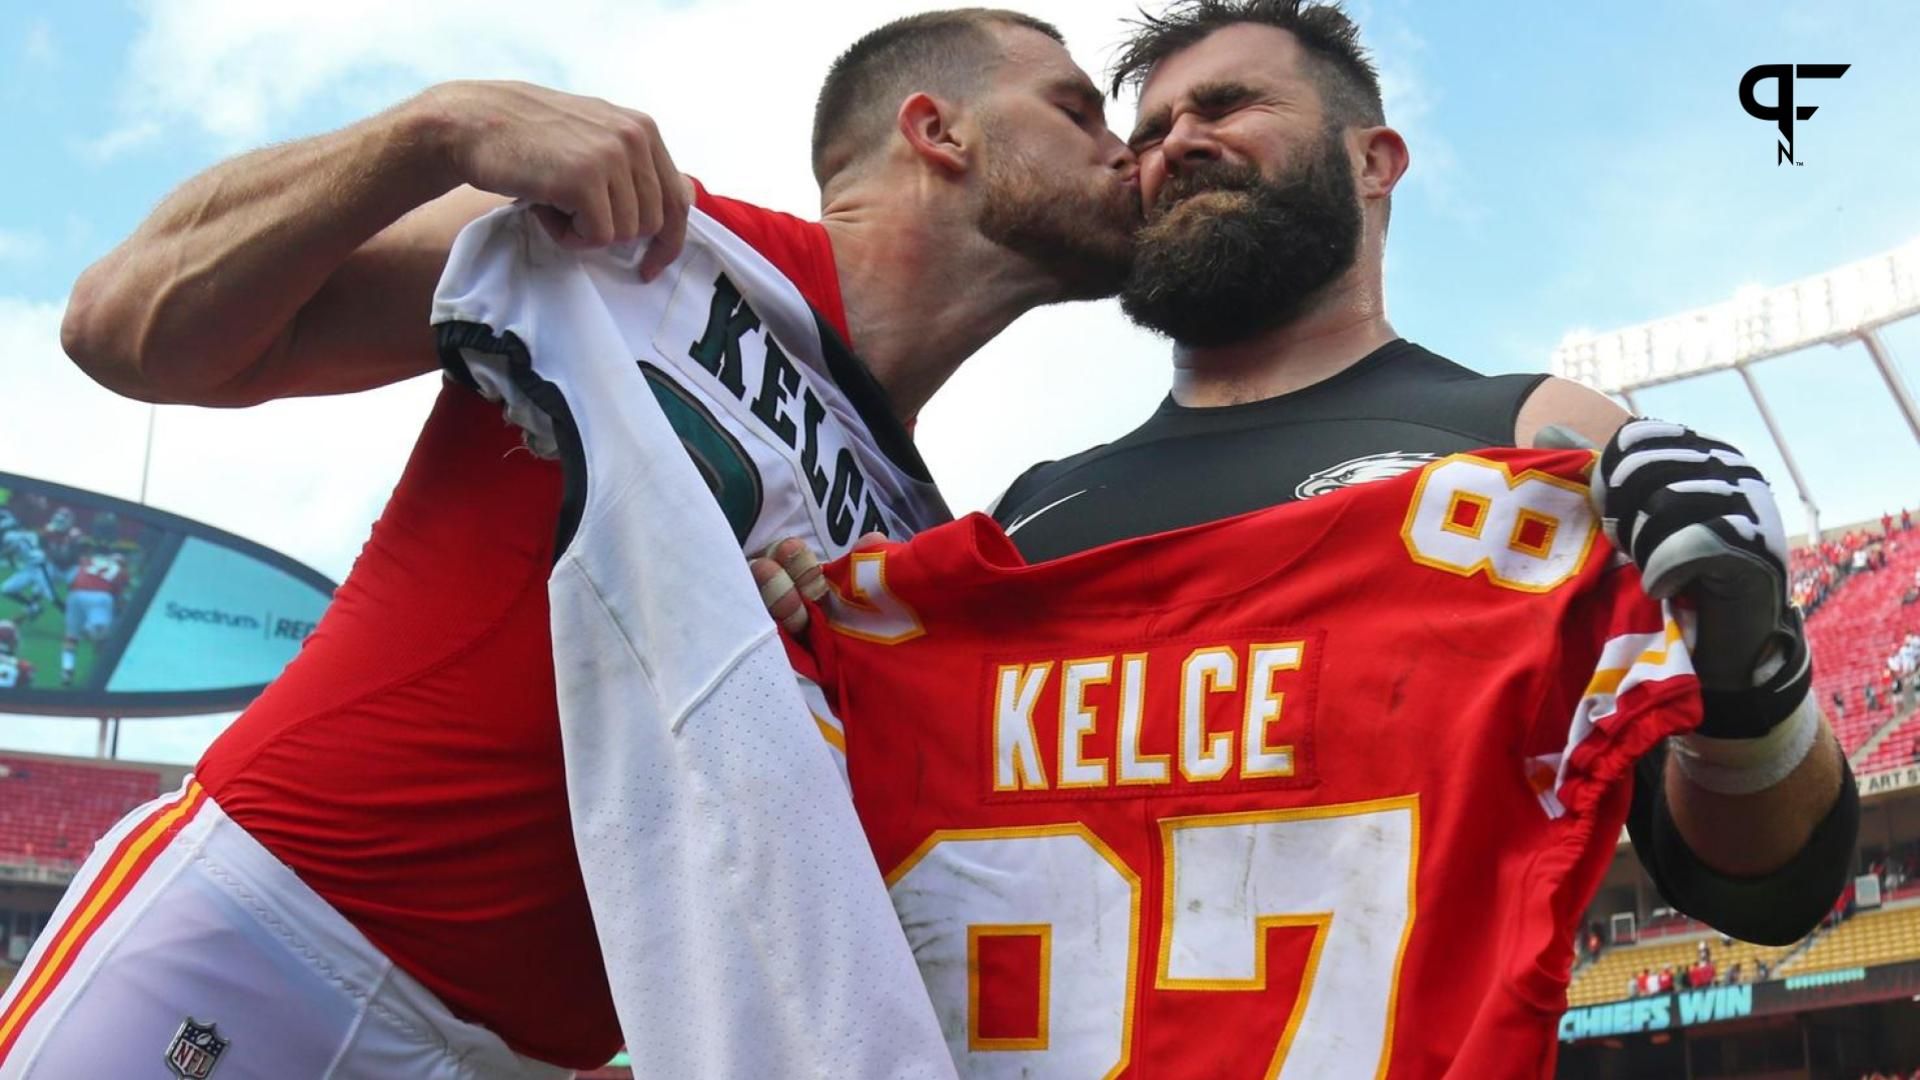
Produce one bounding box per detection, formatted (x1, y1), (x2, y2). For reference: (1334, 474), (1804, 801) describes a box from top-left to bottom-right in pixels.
(994, 339), (1545, 561)
(989, 337), (1857, 946)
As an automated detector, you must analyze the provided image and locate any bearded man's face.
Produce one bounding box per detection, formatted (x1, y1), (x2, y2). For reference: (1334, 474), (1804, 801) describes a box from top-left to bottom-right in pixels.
(1120, 125), (1361, 347)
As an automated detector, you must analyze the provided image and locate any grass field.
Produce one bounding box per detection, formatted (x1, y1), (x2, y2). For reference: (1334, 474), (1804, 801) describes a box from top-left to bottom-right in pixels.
(0, 591), (94, 690)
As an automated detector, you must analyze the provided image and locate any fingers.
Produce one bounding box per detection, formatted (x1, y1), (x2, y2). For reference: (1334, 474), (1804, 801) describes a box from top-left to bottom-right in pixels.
(557, 183), (616, 250)
(750, 556), (809, 634)
(852, 531), (890, 552)
(444, 85), (690, 267)
(604, 157), (643, 248)
(751, 536), (835, 635)
(768, 537), (829, 602)
(638, 128), (689, 281)
(529, 204), (574, 244)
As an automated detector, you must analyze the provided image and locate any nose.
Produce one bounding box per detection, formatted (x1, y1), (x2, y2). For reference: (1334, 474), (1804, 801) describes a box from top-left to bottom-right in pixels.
(1160, 112), (1222, 177)
(1100, 131), (1139, 185)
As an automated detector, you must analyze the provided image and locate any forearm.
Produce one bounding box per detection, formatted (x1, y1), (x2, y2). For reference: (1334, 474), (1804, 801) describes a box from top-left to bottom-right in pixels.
(1663, 715), (1845, 876)
(62, 92), (456, 404)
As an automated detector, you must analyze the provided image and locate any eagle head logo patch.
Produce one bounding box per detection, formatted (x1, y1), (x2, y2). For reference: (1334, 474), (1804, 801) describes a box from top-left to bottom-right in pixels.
(1294, 451), (1438, 500)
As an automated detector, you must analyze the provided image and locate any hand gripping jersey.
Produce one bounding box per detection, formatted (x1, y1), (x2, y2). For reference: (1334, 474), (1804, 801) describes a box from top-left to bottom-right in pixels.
(432, 205), (957, 1079)
(794, 448), (1702, 1079)
(437, 204), (948, 557)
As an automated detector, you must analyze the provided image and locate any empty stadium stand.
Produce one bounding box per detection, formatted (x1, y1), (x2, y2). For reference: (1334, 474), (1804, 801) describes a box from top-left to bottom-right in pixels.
(1860, 711), (1920, 774)
(1780, 902), (1920, 978)
(0, 754), (165, 873)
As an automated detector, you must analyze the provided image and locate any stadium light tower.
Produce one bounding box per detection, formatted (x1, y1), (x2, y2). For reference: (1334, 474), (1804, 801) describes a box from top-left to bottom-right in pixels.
(1552, 238), (1920, 542)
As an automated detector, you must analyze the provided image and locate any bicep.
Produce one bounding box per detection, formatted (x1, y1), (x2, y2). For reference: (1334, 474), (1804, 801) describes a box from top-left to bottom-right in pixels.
(1513, 376), (1632, 449)
(236, 187), (511, 403)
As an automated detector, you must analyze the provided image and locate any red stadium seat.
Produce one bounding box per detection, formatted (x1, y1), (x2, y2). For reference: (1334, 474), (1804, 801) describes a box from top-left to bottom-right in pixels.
(1803, 534), (1920, 757)
(0, 756), (162, 872)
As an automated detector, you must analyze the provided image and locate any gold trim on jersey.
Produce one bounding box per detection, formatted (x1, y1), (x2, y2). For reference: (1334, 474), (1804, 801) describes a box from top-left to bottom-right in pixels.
(1400, 453), (1599, 595)
(825, 550), (926, 644)
(1241, 641), (1305, 779)
(1179, 647), (1238, 783)
(1582, 616), (1686, 699)
(1058, 656), (1115, 789)
(993, 662), (1054, 792)
(885, 823), (1142, 1080)
(967, 923), (1053, 1052)
(1154, 794), (1422, 1080)
(1115, 652), (1171, 786)
(1440, 489), (1492, 540)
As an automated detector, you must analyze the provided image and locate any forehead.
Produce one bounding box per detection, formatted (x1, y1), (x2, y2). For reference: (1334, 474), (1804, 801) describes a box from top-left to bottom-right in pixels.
(1137, 22), (1316, 112)
(990, 23), (1095, 93)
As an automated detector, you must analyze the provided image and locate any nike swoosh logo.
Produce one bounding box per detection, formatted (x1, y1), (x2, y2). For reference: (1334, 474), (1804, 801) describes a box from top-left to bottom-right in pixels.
(1005, 489), (1088, 536)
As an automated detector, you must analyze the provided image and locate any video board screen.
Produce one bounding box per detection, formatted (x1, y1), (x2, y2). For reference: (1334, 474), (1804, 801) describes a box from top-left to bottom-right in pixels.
(0, 471), (336, 717)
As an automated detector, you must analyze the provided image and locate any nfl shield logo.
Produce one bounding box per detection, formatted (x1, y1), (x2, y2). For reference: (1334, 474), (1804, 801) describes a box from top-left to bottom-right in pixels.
(164, 1018), (229, 1079)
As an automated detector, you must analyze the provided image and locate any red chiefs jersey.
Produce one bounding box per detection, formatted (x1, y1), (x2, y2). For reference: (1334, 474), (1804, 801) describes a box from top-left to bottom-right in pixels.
(68, 556), (127, 595)
(796, 449), (1701, 1079)
(194, 186), (847, 1069)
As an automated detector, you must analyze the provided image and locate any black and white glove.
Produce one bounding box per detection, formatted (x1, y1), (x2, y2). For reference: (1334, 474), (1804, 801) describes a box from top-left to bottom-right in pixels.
(1591, 420), (1814, 761)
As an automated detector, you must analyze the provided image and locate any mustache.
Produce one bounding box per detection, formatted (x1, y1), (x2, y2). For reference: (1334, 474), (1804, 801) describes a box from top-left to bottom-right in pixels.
(1153, 161), (1267, 215)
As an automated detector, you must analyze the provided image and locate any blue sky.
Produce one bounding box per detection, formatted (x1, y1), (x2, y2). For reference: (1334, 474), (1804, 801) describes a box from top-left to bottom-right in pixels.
(0, 1), (1917, 762)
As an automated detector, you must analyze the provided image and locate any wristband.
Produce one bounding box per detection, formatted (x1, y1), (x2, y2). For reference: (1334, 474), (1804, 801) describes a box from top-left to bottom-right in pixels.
(1670, 692), (1820, 795)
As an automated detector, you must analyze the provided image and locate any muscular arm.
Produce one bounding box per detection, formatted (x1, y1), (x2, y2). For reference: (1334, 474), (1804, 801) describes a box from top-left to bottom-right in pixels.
(63, 96), (491, 406)
(63, 81), (690, 407)
(1518, 376), (1848, 887)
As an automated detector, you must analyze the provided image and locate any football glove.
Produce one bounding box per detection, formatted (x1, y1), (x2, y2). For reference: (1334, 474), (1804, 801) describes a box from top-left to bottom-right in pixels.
(1590, 419), (1811, 741)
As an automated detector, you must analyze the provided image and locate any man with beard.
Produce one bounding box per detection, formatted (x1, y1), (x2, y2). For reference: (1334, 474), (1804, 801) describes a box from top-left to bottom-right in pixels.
(992, 0), (1854, 956)
(35, 10), (1135, 1078)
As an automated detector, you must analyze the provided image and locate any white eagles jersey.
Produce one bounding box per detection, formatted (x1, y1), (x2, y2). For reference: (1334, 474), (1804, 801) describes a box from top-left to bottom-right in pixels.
(436, 205), (948, 560)
(2, 531), (44, 568)
(431, 204), (957, 1080)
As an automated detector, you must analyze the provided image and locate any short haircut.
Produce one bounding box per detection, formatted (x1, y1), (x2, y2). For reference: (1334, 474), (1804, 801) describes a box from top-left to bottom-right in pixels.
(1110, 0), (1384, 129)
(812, 8), (1065, 187)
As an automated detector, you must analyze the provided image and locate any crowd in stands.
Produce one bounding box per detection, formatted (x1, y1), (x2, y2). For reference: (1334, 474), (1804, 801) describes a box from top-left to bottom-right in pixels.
(1621, 943), (1758, 998)
(1793, 509), (1920, 743)
(1856, 1070), (1920, 1080)
(1793, 520), (1898, 615)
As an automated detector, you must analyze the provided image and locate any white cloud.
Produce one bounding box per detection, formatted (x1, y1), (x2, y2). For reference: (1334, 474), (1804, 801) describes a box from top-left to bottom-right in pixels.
(1366, 18), (1481, 226)
(77, 121), (162, 163)
(0, 301), (147, 498)
(0, 230), (44, 264)
(89, 0), (1172, 516)
(0, 297), (442, 583)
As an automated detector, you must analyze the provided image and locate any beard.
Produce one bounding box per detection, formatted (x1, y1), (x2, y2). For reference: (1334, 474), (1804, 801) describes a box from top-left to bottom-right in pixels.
(1120, 128), (1362, 347)
(977, 135), (1141, 302)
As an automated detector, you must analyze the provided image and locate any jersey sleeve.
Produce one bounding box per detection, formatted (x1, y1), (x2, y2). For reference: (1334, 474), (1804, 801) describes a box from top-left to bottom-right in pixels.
(1527, 569), (1702, 820)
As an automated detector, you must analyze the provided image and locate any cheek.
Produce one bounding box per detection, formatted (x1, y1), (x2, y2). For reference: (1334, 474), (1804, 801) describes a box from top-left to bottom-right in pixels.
(1139, 153), (1170, 209)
